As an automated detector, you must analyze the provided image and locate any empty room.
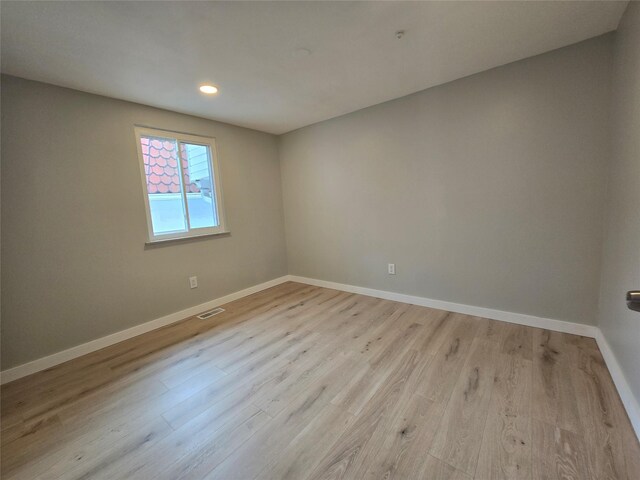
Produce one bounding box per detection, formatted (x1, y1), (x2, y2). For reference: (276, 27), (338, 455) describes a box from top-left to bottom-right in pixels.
(1, 1), (640, 479)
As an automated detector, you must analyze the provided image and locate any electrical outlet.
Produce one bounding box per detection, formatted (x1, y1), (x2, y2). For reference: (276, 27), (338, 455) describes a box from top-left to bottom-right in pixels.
(189, 276), (198, 289)
(388, 263), (396, 275)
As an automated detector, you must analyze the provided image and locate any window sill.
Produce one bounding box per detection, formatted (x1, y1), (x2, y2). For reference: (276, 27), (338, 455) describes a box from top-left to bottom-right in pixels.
(145, 231), (231, 247)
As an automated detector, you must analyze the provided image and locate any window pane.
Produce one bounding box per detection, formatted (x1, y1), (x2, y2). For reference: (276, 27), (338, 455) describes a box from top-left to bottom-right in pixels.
(140, 135), (187, 234)
(180, 143), (219, 229)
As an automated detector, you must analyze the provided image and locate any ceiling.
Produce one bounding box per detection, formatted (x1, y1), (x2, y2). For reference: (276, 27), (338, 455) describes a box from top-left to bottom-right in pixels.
(1, 1), (628, 134)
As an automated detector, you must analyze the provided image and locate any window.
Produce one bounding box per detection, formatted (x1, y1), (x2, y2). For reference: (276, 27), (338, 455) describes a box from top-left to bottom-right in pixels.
(135, 127), (227, 242)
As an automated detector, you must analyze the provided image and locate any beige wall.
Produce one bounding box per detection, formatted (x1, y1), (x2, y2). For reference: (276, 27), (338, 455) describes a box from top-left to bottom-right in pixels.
(280, 35), (613, 325)
(1, 76), (288, 369)
(598, 3), (640, 403)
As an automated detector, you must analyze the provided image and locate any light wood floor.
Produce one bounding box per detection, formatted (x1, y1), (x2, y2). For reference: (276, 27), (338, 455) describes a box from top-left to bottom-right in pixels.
(2, 282), (639, 480)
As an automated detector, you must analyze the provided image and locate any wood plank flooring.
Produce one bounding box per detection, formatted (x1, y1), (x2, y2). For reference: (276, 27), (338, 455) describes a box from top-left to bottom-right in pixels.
(2, 281), (639, 479)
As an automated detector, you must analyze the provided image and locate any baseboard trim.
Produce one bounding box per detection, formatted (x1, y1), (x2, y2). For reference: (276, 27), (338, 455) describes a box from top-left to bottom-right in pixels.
(0, 276), (290, 385)
(289, 274), (640, 440)
(288, 275), (598, 337)
(593, 330), (640, 439)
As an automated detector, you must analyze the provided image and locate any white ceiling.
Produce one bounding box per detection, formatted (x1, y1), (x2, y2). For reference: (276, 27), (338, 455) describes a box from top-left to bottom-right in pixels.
(1, 1), (628, 134)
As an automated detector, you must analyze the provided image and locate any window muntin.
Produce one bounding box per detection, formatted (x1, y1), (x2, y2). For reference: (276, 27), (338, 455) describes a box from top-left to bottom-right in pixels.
(135, 127), (226, 242)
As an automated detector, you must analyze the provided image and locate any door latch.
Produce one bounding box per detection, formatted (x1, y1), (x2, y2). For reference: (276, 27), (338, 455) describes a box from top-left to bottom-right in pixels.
(626, 291), (640, 312)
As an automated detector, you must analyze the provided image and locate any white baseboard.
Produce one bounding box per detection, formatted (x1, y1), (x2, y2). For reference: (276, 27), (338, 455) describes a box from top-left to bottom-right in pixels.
(289, 274), (640, 440)
(288, 275), (598, 337)
(0, 276), (290, 385)
(593, 330), (640, 440)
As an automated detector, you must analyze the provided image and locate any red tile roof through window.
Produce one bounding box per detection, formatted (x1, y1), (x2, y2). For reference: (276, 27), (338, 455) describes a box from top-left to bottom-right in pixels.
(141, 137), (200, 194)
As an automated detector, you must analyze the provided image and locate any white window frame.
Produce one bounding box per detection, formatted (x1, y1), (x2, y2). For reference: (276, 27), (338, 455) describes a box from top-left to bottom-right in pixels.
(134, 126), (228, 243)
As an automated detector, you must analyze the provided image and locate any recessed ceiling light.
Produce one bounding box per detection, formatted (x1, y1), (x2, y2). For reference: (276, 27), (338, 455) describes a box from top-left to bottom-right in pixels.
(199, 85), (218, 94)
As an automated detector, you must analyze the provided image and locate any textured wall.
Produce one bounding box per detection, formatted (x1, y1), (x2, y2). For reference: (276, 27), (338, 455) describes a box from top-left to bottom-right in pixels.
(1, 76), (288, 368)
(598, 2), (640, 407)
(280, 35), (613, 325)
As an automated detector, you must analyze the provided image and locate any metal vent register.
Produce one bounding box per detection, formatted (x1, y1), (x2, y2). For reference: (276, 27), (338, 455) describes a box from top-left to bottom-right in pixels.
(197, 307), (225, 320)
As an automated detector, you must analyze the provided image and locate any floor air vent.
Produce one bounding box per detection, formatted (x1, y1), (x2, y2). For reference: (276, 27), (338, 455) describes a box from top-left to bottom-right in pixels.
(197, 307), (225, 320)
